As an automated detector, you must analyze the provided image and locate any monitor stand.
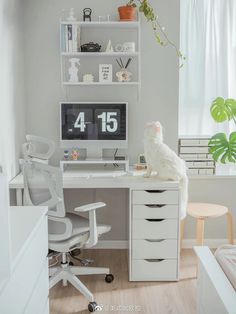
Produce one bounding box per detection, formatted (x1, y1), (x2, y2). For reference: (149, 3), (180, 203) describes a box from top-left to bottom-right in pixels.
(86, 147), (103, 160)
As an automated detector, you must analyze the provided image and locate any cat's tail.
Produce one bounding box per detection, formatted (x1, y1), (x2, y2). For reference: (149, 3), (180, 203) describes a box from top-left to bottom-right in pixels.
(179, 175), (188, 220)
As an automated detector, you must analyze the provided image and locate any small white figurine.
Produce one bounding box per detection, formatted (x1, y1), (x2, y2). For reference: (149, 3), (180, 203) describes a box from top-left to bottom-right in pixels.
(105, 40), (114, 52)
(68, 58), (80, 82)
(67, 8), (76, 21)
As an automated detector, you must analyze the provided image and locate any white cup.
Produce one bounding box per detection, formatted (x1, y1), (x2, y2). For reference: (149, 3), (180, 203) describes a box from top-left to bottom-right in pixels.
(123, 42), (135, 52)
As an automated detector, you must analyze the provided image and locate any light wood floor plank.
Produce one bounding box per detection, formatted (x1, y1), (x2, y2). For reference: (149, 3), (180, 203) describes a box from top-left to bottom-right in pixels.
(49, 249), (197, 314)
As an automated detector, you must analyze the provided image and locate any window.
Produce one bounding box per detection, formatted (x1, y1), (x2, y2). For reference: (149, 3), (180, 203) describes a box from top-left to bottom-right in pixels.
(179, 0), (236, 136)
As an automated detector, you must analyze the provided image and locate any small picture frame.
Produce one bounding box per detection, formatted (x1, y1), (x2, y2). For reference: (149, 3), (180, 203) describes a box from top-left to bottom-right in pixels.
(138, 154), (146, 164)
(99, 64), (112, 83)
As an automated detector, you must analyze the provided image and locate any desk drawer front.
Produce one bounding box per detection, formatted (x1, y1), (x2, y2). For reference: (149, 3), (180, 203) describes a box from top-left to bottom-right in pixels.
(133, 219), (177, 239)
(132, 190), (178, 205)
(133, 204), (178, 219)
(132, 239), (178, 259)
(132, 259), (177, 281)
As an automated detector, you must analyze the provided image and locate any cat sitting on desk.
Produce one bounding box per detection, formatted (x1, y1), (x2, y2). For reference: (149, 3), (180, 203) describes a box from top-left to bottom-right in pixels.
(144, 121), (188, 219)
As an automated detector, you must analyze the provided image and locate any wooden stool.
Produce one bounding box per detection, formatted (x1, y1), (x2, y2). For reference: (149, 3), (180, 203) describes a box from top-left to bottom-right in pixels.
(182, 203), (234, 246)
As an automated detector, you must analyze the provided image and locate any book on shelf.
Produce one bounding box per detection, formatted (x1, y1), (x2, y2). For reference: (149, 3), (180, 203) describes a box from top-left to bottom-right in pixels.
(179, 137), (216, 176)
(63, 24), (80, 53)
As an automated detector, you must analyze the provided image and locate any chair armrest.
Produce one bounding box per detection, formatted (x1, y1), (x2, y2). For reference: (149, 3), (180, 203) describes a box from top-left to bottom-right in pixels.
(74, 202), (106, 213)
(74, 202), (106, 248)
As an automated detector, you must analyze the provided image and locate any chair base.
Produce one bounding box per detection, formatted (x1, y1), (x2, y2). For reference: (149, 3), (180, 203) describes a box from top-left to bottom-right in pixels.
(49, 253), (111, 303)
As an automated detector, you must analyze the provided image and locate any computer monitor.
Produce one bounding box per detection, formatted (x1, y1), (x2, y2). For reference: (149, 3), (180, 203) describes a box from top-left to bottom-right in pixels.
(60, 102), (128, 158)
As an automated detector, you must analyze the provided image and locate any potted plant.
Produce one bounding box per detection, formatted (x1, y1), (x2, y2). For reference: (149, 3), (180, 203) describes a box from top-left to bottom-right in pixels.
(118, 0), (184, 64)
(118, 1), (137, 21)
(209, 97), (236, 164)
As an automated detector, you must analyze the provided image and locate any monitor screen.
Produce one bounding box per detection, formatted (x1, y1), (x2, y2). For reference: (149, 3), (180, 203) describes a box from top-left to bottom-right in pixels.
(61, 102), (127, 141)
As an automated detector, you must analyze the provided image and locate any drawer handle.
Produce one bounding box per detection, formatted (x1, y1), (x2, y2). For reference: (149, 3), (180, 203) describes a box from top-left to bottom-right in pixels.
(145, 204), (166, 208)
(145, 259), (164, 263)
(145, 239), (165, 243)
(145, 190), (166, 193)
(145, 219), (165, 222)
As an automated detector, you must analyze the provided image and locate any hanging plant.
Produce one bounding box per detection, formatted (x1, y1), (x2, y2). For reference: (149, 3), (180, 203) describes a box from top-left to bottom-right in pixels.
(118, 0), (185, 65)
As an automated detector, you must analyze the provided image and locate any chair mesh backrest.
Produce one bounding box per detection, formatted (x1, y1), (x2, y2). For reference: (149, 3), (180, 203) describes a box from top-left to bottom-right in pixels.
(23, 160), (65, 218)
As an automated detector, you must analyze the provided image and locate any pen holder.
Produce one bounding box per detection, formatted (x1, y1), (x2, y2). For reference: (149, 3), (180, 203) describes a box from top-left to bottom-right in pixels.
(116, 69), (132, 82)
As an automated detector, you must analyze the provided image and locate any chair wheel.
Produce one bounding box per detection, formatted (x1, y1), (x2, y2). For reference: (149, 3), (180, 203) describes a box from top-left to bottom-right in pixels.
(69, 261), (74, 266)
(105, 274), (114, 283)
(88, 302), (98, 312)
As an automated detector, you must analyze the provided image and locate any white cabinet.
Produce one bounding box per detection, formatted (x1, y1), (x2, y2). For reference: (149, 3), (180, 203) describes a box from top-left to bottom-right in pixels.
(0, 206), (49, 314)
(0, 175), (11, 289)
(130, 189), (180, 281)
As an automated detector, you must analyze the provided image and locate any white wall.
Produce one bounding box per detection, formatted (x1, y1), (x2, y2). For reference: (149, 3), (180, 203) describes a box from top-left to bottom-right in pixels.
(22, 0), (179, 240)
(0, 0), (25, 179)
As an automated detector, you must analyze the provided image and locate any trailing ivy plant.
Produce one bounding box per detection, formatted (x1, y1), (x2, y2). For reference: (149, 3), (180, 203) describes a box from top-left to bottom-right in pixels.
(126, 0), (185, 65)
(209, 97), (236, 163)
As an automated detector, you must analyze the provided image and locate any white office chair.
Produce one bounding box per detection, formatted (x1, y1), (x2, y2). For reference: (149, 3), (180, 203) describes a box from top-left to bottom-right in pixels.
(22, 134), (55, 161)
(22, 159), (114, 313)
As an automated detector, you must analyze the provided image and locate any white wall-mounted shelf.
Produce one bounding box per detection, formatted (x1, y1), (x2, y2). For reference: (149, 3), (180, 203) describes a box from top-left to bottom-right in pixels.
(61, 52), (139, 57)
(60, 19), (141, 91)
(62, 82), (140, 86)
(60, 21), (140, 28)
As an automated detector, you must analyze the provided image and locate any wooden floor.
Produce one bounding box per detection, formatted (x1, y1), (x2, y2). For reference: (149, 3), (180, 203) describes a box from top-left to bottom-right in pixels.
(50, 249), (197, 314)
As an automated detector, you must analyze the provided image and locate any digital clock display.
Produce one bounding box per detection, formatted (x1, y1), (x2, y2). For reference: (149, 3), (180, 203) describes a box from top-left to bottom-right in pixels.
(61, 103), (127, 141)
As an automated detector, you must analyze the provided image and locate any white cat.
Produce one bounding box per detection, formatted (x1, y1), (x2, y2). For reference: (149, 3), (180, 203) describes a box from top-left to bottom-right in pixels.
(144, 121), (188, 219)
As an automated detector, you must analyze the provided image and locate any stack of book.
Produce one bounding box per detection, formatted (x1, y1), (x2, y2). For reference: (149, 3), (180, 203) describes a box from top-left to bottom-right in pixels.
(63, 24), (80, 53)
(179, 137), (215, 175)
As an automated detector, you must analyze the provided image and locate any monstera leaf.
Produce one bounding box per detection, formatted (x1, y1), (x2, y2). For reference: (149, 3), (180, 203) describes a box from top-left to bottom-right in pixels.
(210, 97), (236, 123)
(209, 132), (236, 163)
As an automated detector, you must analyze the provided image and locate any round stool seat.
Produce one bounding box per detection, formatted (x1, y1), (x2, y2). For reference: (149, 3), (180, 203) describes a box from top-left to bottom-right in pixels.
(182, 202), (234, 246)
(188, 203), (228, 219)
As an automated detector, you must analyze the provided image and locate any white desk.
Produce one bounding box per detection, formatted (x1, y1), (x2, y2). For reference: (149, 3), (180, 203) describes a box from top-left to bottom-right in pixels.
(0, 206), (49, 314)
(9, 172), (180, 281)
(9, 172), (179, 204)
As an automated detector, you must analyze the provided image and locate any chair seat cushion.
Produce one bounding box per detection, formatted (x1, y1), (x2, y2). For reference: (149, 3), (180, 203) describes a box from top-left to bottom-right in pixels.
(66, 212), (111, 236)
(49, 213), (111, 253)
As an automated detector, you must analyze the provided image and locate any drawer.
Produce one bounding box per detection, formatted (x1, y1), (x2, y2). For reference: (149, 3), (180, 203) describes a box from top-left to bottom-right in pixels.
(24, 261), (49, 314)
(0, 216), (48, 314)
(133, 204), (178, 219)
(132, 239), (178, 259)
(131, 259), (178, 281)
(132, 190), (178, 205)
(133, 219), (178, 239)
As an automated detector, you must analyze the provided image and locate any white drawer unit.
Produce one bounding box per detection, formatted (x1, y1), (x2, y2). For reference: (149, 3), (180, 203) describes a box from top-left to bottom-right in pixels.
(0, 207), (49, 314)
(133, 219), (178, 239)
(43, 299), (50, 314)
(133, 204), (178, 219)
(132, 259), (178, 281)
(132, 239), (178, 259)
(130, 189), (180, 281)
(24, 261), (49, 314)
(132, 190), (178, 205)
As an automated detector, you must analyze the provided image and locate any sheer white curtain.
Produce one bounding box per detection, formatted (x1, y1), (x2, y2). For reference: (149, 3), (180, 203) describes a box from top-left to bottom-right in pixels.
(179, 0), (236, 136)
